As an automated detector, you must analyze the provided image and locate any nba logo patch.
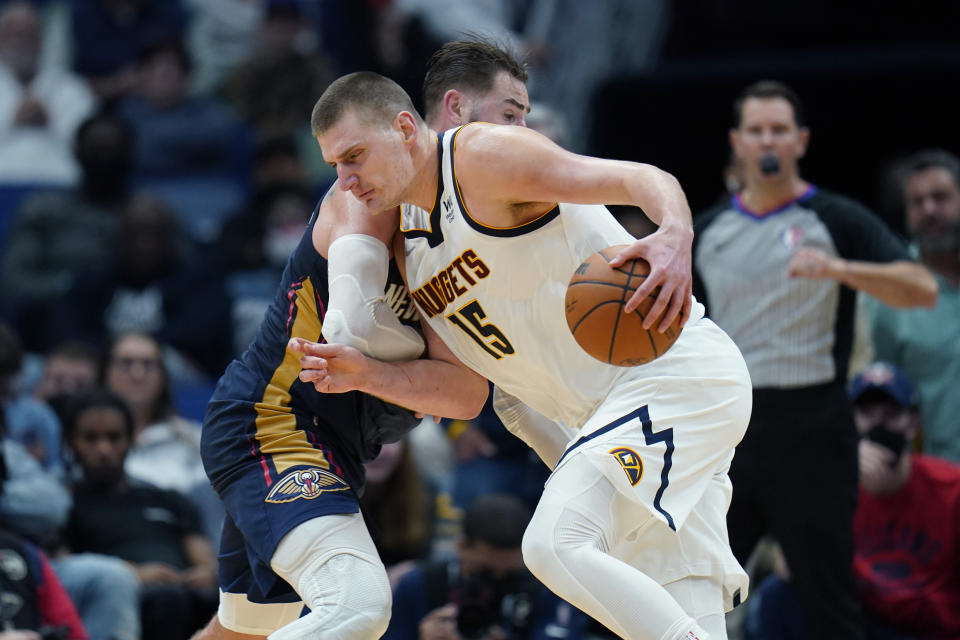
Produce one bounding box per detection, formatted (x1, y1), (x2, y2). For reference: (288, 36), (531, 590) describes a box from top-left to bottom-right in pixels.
(609, 447), (643, 486)
(780, 224), (805, 249)
(265, 468), (351, 503)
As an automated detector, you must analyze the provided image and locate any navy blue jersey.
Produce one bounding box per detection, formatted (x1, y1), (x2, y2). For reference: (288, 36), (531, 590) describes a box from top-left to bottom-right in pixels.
(201, 202), (420, 497)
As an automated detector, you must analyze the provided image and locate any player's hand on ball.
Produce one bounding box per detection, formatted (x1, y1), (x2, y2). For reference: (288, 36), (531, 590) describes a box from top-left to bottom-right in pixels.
(566, 246), (684, 365)
(608, 225), (694, 331)
(289, 337), (368, 393)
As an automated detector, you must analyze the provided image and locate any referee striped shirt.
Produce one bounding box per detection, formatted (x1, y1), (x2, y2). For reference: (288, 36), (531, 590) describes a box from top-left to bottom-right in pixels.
(693, 186), (910, 389)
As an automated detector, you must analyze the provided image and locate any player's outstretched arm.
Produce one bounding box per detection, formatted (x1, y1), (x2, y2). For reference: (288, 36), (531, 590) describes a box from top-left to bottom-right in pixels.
(455, 124), (695, 330)
(296, 227), (484, 421)
(290, 321), (488, 420)
(315, 188), (426, 361)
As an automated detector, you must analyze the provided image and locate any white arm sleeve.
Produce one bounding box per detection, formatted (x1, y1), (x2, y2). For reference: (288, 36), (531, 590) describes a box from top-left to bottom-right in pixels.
(322, 234), (426, 362)
(493, 386), (575, 470)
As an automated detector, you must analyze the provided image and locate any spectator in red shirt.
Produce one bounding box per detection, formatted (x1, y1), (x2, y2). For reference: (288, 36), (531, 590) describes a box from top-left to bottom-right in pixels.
(745, 361), (960, 640)
(851, 362), (960, 639)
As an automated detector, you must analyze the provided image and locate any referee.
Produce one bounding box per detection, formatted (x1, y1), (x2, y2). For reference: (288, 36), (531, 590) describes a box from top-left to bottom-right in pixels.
(692, 80), (937, 639)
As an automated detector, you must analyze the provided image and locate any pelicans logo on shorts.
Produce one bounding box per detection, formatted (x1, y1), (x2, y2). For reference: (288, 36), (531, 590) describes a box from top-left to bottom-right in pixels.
(265, 468), (351, 503)
(609, 447), (643, 486)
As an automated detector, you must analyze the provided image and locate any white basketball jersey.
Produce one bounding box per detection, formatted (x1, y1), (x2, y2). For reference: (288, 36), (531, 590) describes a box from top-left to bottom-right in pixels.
(401, 127), (706, 433)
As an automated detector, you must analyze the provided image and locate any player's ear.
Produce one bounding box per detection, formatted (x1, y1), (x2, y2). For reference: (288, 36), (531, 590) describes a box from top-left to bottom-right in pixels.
(395, 110), (418, 144)
(442, 89), (466, 126)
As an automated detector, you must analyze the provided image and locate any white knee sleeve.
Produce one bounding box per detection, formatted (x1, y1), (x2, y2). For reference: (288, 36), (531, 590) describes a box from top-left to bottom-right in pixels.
(268, 514), (391, 640)
(322, 234), (425, 362)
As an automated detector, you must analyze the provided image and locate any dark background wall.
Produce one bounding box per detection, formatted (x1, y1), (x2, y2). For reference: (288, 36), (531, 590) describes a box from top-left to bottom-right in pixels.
(586, 1), (960, 234)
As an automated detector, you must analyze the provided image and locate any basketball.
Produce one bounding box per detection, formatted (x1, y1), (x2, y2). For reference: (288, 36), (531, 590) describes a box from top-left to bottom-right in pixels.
(564, 245), (683, 366)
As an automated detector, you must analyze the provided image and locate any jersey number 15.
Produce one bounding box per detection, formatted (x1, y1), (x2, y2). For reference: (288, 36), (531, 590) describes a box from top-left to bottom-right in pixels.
(447, 300), (515, 359)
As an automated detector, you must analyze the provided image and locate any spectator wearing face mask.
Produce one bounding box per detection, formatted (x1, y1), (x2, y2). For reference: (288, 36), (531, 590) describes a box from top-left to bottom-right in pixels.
(850, 362), (960, 638)
(746, 362), (960, 640)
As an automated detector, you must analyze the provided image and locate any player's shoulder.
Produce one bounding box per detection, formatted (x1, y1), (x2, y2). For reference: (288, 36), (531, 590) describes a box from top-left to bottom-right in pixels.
(312, 185), (345, 257)
(454, 121), (501, 138)
(314, 185), (401, 257)
(453, 121), (541, 153)
(447, 124), (543, 201)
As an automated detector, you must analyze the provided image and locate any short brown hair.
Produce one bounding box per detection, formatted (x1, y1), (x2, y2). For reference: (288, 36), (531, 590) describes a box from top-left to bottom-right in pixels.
(422, 38), (527, 122)
(311, 71), (420, 137)
(733, 80), (806, 129)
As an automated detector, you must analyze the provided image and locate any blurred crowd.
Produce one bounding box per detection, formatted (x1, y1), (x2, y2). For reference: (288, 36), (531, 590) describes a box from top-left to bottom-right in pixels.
(1, 1), (959, 640)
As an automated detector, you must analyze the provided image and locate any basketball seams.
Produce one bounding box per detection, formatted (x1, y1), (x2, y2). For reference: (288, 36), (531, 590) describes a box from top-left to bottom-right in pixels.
(570, 300), (625, 333)
(614, 258), (645, 364)
(607, 262), (634, 363)
(567, 279), (635, 294)
(620, 256), (660, 364)
(598, 247), (638, 277)
(644, 324), (659, 359)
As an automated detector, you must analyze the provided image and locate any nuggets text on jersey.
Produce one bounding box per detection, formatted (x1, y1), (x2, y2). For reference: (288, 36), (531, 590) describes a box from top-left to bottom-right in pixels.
(409, 249), (490, 318)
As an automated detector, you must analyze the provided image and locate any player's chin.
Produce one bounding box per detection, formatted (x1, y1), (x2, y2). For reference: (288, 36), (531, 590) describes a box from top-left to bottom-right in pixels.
(361, 202), (384, 217)
(367, 198), (396, 215)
